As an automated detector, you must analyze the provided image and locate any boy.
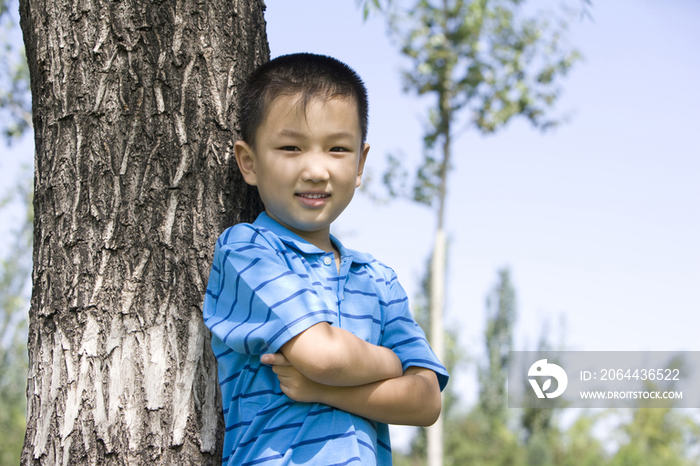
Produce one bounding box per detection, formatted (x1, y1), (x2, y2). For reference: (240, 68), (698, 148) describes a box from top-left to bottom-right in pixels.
(203, 53), (448, 466)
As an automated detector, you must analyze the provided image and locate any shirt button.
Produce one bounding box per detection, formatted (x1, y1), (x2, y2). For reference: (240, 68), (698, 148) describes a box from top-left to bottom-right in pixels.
(323, 256), (332, 266)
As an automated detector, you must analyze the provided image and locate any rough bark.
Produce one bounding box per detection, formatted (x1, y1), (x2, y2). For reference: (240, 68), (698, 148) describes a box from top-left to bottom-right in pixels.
(18, 0), (267, 463)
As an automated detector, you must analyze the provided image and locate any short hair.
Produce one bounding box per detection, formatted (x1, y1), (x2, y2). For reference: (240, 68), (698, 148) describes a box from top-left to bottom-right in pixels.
(239, 53), (369, 148)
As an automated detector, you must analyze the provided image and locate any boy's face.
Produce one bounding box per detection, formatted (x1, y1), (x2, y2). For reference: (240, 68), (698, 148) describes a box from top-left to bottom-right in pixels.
(234, 93), (369, 249)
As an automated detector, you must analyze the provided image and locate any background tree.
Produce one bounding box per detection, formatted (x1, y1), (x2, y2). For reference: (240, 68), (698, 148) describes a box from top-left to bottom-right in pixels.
(394, 267), (522, 466)
(366, 1), (582, 463)
(479, 267), (515, 428)
(1, 1), (37, 461)
(608, 406), (700, 466)
(443, 267), (521, 466)
(0, 0), (31, 140)
(18, 0), (266, 463)
(392, 253), (463, 466)
(0, 168), (32, 465)
(520, 320), (566, 465)
(554, 413), (608, 466)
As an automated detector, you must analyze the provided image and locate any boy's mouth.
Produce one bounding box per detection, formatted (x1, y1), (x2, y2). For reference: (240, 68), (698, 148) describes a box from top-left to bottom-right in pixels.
(296, 193), (330, 199)
(296, 192), (330, 207)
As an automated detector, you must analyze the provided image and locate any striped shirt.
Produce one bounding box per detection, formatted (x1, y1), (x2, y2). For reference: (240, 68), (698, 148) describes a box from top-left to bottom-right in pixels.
(203, 212), (449, 466)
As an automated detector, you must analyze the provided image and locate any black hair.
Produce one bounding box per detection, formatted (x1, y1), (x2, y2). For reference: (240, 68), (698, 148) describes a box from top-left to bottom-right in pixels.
(239, 53), (369, 148)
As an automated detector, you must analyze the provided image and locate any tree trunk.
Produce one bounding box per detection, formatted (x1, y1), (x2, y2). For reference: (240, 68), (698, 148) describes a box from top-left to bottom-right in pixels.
(427, 54), (451, 466)
(426, 228), (445, 466)
(18, 0), (267, 463)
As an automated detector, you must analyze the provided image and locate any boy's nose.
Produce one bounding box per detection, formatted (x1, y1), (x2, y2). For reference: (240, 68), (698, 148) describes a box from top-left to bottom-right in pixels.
(300, 151), (330, 183)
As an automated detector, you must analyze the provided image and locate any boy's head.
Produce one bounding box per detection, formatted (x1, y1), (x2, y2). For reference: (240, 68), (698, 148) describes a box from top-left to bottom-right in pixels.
(239, 53), (369, 149)
(234, 54), (370, 249)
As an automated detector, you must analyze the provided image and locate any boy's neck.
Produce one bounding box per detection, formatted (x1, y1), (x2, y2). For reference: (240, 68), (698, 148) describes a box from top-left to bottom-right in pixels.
(305, 234), (334, 254)
(265, 211), (336, 254)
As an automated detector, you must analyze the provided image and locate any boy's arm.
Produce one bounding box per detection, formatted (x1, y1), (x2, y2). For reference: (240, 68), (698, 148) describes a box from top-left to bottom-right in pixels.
(267, 354), (441, 427)
(267, 322), (403, 387)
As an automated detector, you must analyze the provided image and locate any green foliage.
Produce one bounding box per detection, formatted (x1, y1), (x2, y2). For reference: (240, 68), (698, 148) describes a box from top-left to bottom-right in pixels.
(0, 166), (32, 465)
(0, 0), (8, 18)
(0, 0), (32, 142)
(441, 268), (522, 466)
(0, 344), (27, 465)
(394, 0), (580, 131)
(444, 408), (523, 466)
(356, 0), (383, 20)
(554, 413), (608, 466)
(375, 0), (582, 207)
(608, 408), (700, 466)
(520, 321), (567, 440)
(479, 267), (516, 428)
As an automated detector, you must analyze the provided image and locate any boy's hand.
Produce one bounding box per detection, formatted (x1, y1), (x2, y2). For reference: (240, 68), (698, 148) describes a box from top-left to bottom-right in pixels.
(272, 363), (325, 403)
(263, 352), (324, 402)
(260, 352), (291, 366)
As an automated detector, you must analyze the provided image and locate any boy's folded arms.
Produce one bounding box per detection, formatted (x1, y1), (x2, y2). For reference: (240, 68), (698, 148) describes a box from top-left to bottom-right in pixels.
(266, 351), (441, 426)
(268, 321), (403, 386)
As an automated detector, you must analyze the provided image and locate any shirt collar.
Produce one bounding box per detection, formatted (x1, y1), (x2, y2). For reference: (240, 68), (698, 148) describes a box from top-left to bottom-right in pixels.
(253, 212), (372, 265)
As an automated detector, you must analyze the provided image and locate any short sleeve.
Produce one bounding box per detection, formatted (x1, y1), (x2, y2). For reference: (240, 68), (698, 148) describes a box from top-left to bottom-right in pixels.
(203, 228), (336, 355)
(380, 274), (449, 391)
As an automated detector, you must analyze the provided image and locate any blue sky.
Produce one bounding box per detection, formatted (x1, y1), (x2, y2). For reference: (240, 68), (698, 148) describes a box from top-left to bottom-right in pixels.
(263, 0), (699, 359)
(1, 0), (698, 429)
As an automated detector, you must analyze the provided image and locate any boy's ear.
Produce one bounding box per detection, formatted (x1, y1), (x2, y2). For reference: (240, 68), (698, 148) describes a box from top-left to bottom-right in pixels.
(234, 140), (257, 186)
(356, 143), (370, 188)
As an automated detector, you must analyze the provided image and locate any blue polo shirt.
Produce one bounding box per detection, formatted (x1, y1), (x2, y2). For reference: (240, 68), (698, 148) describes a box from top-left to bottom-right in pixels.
(203, 213), (448, 466)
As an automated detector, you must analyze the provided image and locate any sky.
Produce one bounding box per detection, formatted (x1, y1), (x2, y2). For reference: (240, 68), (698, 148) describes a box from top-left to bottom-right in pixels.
(263, 0), (699, 346)
(1, 0), (699, 446)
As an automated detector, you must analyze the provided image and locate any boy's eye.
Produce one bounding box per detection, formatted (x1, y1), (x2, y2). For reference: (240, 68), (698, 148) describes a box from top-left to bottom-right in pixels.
(280, 146), (301, 152)
(329, 147), (350, 152)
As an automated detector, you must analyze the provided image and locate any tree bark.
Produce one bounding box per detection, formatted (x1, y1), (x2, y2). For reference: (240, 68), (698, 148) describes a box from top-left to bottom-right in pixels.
(18, 0), (267, 463)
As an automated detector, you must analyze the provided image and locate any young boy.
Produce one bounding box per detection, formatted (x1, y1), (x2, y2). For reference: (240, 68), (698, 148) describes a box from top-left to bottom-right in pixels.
(203, 53), (448, 466)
